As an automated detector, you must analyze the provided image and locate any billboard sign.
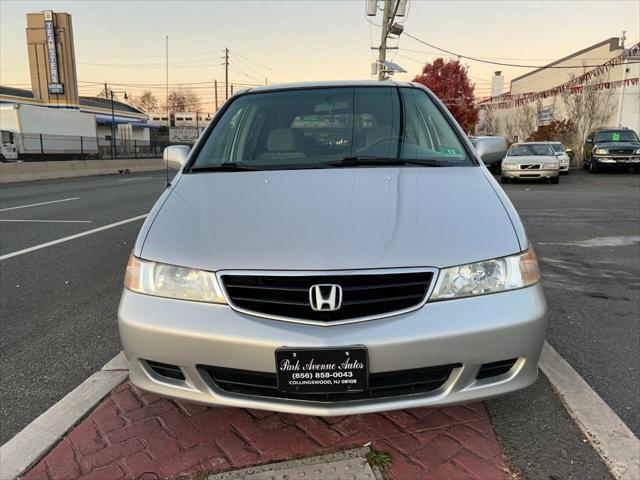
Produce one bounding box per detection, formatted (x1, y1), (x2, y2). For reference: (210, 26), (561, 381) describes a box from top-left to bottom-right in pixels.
(44, 10), (64, 94)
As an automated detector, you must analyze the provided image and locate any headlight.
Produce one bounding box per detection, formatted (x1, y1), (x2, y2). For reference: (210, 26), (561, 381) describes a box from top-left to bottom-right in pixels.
(635, 148), (640, 154)
(124, 256), (227, 304)
(595, 148), (608, 155)
(430, 249), (540, 301)
(501, 163), (517, 170)
(546, 162), (559, 169)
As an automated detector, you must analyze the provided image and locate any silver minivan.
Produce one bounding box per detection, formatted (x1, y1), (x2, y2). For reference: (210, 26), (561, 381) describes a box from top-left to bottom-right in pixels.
(119, 81), (546, 416)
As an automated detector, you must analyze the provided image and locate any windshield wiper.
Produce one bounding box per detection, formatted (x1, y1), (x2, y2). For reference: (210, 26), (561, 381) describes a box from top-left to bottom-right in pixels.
(325, 156), (442, 168)
(190, 162), (261, 172)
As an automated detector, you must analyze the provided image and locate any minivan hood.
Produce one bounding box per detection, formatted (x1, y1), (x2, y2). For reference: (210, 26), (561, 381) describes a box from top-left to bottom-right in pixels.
(140, 167), (521, 271)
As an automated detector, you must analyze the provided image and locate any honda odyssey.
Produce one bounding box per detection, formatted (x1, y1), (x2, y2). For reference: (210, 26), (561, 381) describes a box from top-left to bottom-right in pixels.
(118, 81), (546, 416)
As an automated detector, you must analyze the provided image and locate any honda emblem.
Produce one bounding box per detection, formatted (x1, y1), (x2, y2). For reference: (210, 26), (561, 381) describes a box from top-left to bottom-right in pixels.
(309, 284), (343, 311)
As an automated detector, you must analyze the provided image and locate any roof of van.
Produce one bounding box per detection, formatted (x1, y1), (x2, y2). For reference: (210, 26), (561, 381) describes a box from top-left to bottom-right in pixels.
(243, 80), (417, 94)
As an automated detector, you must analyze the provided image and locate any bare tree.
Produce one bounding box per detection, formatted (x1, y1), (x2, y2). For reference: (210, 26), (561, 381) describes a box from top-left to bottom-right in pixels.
(504, 112), (518, 142)
(131, 91), (158, 112)
(477, 109), (498, 135)
(561, 72), (617, 166)
(515, 104), (537, 142)
(96, 86), (120, 100)
(162, 86), (202, 112)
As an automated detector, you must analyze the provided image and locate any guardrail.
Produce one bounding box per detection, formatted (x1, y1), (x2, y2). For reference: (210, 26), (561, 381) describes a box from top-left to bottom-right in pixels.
(0, 158), (166, 183)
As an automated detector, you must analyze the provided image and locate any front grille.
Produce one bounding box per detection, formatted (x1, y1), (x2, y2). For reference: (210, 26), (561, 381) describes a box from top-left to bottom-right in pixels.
(201, 363), (459, 402)
(221, 271), (433, 322)
(520, 164), (541, 170)
(609, 148), (635, 155)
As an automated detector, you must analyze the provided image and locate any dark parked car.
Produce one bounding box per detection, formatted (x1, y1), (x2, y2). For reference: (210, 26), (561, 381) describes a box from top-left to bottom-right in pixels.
(583, 128), (640, 173)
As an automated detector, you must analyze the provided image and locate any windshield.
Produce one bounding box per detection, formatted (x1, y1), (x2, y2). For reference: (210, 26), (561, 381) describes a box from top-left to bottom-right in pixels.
(190, 87), (472, 171)
(508, 144), (554, 156)
(594, 130), (640, 143)
(550, 143), (564, 153)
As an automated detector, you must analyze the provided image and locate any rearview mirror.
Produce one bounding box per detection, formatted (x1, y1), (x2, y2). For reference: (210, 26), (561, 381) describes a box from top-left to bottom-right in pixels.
(472, 136), (508, 165)
(163, 145), (190, 170)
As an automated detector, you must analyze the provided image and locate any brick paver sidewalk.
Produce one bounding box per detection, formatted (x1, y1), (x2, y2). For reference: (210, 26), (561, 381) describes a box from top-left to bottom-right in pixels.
(22, 382), (508, 480)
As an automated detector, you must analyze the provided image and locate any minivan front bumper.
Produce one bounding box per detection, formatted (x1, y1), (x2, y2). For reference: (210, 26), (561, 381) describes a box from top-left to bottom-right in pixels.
(118, 284), (546, 416)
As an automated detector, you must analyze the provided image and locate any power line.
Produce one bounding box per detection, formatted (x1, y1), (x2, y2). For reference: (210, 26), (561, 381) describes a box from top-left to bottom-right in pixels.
(231, 51), (294, 80)
(403, 32), (639, 69)
(397, 47), (621, 62)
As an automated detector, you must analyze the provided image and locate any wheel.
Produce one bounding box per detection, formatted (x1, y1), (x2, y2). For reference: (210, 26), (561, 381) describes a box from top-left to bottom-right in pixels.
(550, 176), (560, 184)
(500, 177), (509, 184)
(561, 170), (569, 175)
(589, 161), (599, 174)
(582, 162), (589, 171)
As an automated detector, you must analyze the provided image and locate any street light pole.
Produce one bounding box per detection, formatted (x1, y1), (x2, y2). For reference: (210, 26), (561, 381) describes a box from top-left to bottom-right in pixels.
(224, 48), (229, 100)
(110, 89), (116, 159)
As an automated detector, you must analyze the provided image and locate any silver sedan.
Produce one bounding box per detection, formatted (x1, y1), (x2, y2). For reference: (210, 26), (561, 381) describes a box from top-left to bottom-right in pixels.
(501, 143), (561, 184)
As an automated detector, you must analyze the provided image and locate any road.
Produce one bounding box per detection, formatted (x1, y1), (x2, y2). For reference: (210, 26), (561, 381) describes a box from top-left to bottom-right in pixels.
(0, 172), (169, 444)
(1, 169), (638, 478)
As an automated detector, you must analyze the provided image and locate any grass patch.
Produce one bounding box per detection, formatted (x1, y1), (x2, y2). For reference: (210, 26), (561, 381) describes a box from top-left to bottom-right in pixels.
(366, 448), (393, 471)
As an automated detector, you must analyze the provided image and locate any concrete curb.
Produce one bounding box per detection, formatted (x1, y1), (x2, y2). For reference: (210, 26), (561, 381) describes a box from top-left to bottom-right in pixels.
(0, 353), (129, 480)
(540, 341), (640, 480)
(0, 159), (165, 183)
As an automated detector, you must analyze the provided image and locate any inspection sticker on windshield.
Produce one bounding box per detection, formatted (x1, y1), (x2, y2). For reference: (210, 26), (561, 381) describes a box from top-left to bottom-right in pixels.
(612, 132), (621, 141)
(276, 347), (368, 394)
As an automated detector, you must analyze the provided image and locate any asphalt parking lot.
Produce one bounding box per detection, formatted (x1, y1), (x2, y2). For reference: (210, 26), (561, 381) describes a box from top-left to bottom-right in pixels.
(0, 168), (638, 478)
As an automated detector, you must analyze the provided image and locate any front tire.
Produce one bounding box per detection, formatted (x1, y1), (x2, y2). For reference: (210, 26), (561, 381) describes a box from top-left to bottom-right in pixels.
(550, 176), (560, 184)
(500, 176), (509, 184)
(589, 161), (599, 174)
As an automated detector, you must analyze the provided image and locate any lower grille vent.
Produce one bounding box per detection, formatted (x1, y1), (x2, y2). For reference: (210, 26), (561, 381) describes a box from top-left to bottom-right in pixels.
(200, 363), (459, 402)
(476, 358), (517, 380)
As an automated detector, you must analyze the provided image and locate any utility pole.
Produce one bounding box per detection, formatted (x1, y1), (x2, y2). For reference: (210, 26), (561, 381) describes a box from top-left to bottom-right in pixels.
(376, 0), (402, 81)
(377, 0), (392, 81)
(214, 79), (218, 110)
(224, 48), (229, 100)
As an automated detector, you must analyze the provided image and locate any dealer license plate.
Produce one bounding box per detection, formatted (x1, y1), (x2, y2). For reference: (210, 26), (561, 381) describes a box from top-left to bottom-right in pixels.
(275, 347), (368, 394)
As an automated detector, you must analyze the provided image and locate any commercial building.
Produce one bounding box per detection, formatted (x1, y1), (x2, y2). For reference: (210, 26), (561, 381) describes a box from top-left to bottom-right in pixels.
(477, 37), (640, 156)
(0, 10), (154, 150)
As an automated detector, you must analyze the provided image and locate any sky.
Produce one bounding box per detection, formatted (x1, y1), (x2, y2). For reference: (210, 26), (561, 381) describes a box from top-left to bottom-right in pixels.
(1, 0), (638, 112)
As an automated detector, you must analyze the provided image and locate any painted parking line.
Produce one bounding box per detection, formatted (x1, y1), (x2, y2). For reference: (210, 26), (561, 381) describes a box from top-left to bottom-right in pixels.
(0, 214), (148, 261)
(117, 177), (153, 182)
(0, 219), (92, 224)
(0, 197), (79, 212)
(540, 341), (640, 480)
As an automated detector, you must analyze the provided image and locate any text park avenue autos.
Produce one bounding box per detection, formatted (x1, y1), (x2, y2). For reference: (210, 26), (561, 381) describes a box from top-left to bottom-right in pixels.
(118, 81), (546, 416)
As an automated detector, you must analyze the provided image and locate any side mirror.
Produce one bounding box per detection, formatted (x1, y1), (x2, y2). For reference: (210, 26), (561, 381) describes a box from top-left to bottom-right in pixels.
(163, 145), (190, 170)
(472, 136), (508, 164)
